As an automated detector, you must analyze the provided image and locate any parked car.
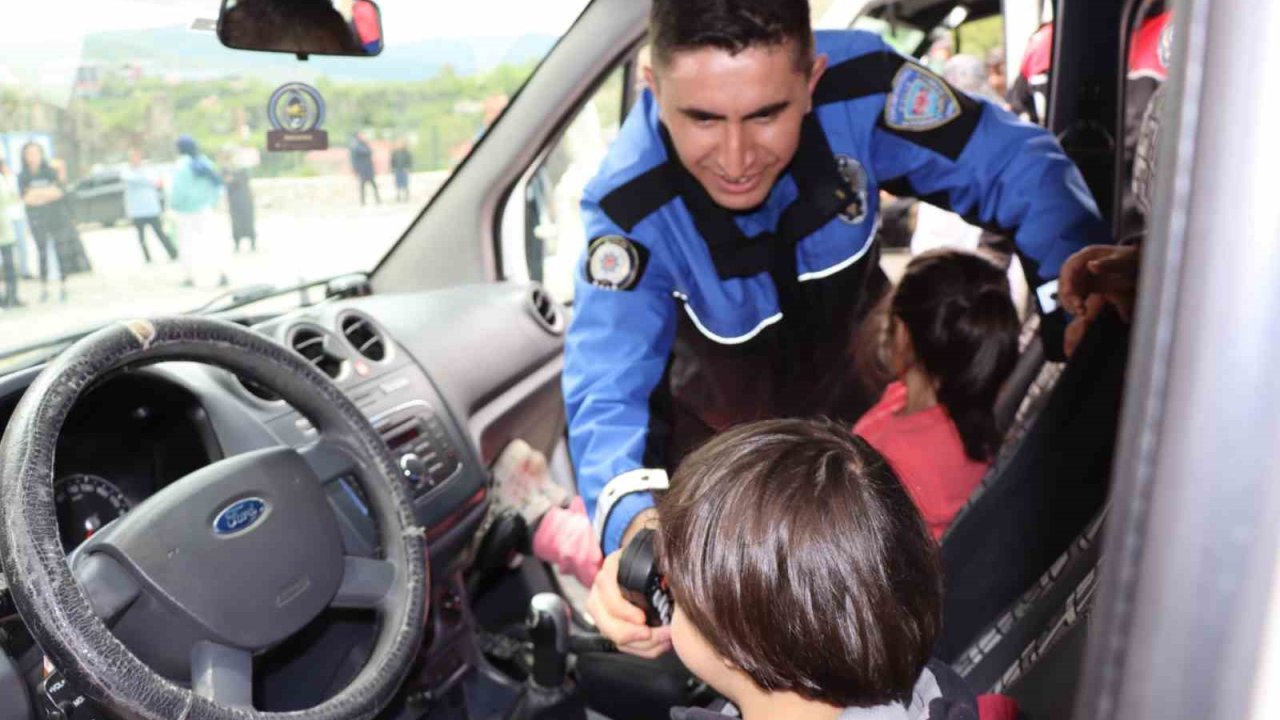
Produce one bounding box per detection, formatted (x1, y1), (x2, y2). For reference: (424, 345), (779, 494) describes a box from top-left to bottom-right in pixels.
(68, 168), (127, 227)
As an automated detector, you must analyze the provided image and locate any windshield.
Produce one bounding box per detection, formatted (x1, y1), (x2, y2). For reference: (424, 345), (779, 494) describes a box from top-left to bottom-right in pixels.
(0, 0), (589, 361)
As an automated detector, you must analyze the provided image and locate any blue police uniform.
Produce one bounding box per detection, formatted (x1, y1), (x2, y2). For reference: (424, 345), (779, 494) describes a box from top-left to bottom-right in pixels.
(565, 30), (1111, 554)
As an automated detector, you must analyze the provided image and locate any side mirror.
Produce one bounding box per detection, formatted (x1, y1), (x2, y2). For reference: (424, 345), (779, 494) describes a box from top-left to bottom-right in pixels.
(218, 0), (384, 58)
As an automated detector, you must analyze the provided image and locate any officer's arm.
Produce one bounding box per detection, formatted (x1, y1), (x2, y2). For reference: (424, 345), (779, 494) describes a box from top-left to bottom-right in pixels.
(563, 220), (677, 556)
(866, 53), (1111, 294)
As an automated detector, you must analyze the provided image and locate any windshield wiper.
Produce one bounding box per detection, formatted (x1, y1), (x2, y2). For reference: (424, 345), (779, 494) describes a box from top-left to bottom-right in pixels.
(0, 325), (106, 374)
(187, 272), (372, 316)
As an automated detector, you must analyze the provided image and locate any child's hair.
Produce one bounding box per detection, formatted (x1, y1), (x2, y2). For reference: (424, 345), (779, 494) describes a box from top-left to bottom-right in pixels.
(656, 418), (940, 708)
(891, 248), (1020, 461)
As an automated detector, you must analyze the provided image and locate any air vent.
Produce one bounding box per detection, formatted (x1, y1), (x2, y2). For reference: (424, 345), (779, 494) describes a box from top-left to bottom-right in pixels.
(289, 327), (345, 379)
(340, 313), (387, 362)
(528, 286), (565, 335)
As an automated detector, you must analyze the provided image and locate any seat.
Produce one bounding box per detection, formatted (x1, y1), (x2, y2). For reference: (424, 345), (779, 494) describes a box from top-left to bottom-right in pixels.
(951, 509), (1105, 695)
(936, 312), (1128, 662)
(949, 507), (1105, 720)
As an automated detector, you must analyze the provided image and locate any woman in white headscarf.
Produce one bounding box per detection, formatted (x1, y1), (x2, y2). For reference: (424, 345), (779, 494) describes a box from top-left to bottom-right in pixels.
(170, 135), (228, 288)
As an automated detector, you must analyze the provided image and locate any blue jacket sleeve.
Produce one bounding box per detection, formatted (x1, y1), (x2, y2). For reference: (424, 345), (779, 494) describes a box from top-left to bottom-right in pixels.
(563, 202), (678, 555)
(868, 59), (1111, 280)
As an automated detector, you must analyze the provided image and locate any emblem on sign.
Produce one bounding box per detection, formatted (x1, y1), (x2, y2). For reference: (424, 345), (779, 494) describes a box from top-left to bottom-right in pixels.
(834, 154), (869, 225)
(586, 236), (645, 291)
(266, 82), (329, 151)
(885, 64), (961, 131)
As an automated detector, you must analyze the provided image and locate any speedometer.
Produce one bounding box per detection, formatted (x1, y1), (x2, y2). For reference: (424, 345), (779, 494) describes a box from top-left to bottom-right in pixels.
(53, 474), (132, 552)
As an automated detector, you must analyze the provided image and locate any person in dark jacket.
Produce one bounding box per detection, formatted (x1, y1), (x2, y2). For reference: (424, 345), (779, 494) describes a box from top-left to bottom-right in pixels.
(390, 139), (412, 203)
(350, 131), (380, 205)
(222, 151), (258, 253)
(659, 419), (978, 720)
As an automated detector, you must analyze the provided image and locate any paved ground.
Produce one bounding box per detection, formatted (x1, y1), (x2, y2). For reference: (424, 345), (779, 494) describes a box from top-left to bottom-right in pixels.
(0, 198), (423, 357)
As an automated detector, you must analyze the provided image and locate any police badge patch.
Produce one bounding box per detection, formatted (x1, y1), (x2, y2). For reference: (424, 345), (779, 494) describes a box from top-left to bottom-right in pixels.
(586, 235), (648, 291)
(885, 64), (962, 131)
(834, 154), (869, 225)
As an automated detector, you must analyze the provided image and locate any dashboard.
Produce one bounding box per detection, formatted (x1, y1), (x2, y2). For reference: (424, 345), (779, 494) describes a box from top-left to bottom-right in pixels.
(0, 282), (568, 719)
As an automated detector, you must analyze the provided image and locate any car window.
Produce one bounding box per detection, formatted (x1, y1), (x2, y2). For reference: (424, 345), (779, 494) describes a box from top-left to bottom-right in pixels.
(0, 0), (590, 364)
(501, 63), (628, 303)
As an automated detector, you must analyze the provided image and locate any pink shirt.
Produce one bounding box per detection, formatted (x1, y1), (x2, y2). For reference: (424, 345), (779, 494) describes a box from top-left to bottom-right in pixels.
(853, 382), (991, 540)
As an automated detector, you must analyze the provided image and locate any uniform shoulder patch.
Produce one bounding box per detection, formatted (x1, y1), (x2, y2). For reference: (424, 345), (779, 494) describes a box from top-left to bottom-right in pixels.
(884, 64), (962, 131)
(585, 235), (650, 291)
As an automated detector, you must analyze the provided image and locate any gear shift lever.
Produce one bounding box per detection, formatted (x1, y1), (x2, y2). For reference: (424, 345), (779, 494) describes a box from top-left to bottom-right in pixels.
(528, 593), (571, 688)
(505, 593), (585, 720)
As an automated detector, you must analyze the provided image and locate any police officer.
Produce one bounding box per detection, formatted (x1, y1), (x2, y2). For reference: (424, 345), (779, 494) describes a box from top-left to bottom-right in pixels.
(567, 0), (1112, 656)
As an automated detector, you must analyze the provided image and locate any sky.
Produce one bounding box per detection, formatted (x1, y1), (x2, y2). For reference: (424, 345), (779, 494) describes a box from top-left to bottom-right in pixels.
(0, 0), (592, 104)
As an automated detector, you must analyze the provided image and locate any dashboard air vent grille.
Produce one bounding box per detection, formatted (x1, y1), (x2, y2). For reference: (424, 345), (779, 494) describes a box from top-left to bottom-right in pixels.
(341, 313), (387, 362)
(290, 328), (344, 379)
(528, 286), (565, 335)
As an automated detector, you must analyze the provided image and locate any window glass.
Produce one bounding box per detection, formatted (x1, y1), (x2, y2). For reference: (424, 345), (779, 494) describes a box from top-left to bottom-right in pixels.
(514, 67), (626, 303)
(0, 0), (589, 365)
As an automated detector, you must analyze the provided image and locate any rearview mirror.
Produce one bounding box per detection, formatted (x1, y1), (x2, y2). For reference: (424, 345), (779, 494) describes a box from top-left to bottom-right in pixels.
(218, 0), (384, 58)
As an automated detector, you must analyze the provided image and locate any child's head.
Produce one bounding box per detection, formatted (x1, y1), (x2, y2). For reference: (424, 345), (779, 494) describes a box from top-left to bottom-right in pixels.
(890, 248), (1020, 461)
(656, 418), (940, 709)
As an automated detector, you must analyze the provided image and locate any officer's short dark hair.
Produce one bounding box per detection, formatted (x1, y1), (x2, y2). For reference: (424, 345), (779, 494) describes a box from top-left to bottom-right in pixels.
(656, 418), (941, 707)
(649, 0), (815, 73)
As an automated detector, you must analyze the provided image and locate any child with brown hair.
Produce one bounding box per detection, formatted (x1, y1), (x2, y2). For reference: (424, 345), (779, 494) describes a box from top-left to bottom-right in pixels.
(657, 418), (978, 720)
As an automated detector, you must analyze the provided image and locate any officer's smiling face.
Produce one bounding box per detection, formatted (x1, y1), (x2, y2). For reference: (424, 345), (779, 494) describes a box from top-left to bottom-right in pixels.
(647, 40), (827, 211)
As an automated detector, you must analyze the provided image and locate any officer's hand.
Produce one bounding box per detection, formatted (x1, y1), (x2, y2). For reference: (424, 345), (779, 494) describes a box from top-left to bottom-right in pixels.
(1064, 293), (1107, 358)
(586, 549), (672, 659)
(1084, 247), (1140, 322)
(1058, 245), (1140, 320)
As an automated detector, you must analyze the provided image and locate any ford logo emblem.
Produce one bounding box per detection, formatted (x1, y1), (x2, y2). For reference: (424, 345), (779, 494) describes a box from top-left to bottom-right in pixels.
(213, 498), (269, 536)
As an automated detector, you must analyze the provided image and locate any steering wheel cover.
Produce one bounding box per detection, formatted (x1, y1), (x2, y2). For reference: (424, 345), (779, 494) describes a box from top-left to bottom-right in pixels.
(0, 317), (428, 720)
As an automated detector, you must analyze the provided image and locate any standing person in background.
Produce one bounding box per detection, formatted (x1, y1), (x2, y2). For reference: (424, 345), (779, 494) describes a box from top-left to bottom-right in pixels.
(122, 148), (177, 264)
(0, 156), (31, 280)
(986, 47), (1008, 101)
(391, 139), (412, 203)
(925, 33), (954, 72)
(942, 54), (1005, 105)
(223, 150), (258, 253)
(350, 130), (380, 205)
(170, 135), (227, 288)
(18, 142), (83, 303)
(1010, 22), (1053, 125)
(0, 162), (20, 309)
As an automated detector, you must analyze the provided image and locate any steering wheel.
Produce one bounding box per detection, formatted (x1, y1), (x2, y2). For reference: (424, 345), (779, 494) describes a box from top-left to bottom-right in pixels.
(0, 317), (429, 719)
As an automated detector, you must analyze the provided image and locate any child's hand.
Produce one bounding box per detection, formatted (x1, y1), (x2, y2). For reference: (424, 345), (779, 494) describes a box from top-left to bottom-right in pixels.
(586, 550), (672, 658)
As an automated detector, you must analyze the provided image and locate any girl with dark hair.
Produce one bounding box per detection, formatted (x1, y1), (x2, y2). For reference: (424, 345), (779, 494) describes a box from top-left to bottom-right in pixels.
(854, 248), (1020, 539)
(18, 142), (90, 303)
